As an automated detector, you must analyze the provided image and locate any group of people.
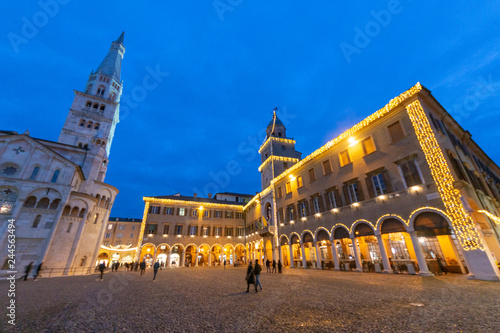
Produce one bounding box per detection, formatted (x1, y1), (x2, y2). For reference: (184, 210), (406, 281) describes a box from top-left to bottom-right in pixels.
(22, 261), (43, 281)
(97, 260), (161, 281)
(265, 259), (282, 273)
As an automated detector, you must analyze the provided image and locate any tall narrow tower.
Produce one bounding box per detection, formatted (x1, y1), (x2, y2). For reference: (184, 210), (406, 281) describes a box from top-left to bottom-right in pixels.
(258, 108), (301, 189)
(58, 32), (125, 159)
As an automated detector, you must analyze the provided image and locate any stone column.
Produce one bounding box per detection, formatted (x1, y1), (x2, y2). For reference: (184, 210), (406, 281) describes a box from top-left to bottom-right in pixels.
(289, 245), (295, 268)
(331, 239), (340, 271)
(409, 231), (434, 276)
(351, 238), (363, 272)
(167, 250), (171, 268)
(278, 244), (283, 265)
(180, 250), (185, 267)
(300, 243), (307, 268)
(208, 249), (212, 267)
(376, 234), (393, 274)
(314, 242), (322, 269)
(195, 248), (199, 267)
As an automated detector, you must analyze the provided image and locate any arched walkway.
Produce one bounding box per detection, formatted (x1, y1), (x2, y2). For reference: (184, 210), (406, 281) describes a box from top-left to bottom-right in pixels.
(170, 244), (184, 267)
(316, 229), (333, 269)
(280, 236), (290, 267)
(413, 212), (467, 274)
(290, 234), (302, 268)
(301, 231), (316, 269)
(353, 222), (380, 272)
(332, 226), (358, 271)
(198, 244), (210, 266)
(185, 245), (197, 267)
(211, 244), (222, 266)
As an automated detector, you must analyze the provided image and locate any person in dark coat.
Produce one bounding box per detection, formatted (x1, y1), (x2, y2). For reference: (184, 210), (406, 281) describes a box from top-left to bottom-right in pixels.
(23, 262), (34, 281)
(140, 260), (146, 276)
(33, 262), (43, 281)
(98, 262), (105, 281)
(278, 260), (282, 273)
(153, 261), (160, 281)
(254, 259), (262, 291)
(246, 262), (257, 293)
(272, 260), (277, 273)
(224, 259), (227, 269)
(134, 261), (139, 271)
(266, 259), (271, 273)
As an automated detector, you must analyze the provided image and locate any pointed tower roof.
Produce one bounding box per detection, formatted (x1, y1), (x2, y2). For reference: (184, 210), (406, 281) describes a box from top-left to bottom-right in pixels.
(267, 107), (285, 128)
(95, 32), (125, 81)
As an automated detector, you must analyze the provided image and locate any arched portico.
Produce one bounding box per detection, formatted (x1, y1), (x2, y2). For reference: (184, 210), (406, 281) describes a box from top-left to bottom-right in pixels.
(315, 228), (332, 269)
(222, 244), (235, 265)
(185, 244), (198, 267)
(279, 235), (291, 267)
(234, 244), (246, 264)
(332, 225), (360, 271)
(301, 230), (316, 269)
(198, 244), (210, 266)
(211, 244), (222, 266)
(290, 233), (301, 268)
(139, 243), (156, 267)
(410, 210), (467, 275)
(352, 221), (381, 272)
(170, 244), (184, 267)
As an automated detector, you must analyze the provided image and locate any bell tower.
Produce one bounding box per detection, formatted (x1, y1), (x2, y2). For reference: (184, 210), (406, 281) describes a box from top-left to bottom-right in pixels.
(258, 108), (301, 189)
(58, 32), (125, 159)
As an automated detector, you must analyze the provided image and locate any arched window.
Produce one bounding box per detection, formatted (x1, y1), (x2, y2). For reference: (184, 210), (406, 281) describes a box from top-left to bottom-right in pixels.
(36, 197), (50, 209)
(24, 196), (37, 208)
(49, 199), (61, 210)
(67, 222), (73, 233)
(94, 123), (100, 130)
(32, 215), (42, 228)
(97, 85), (105, 97)
(99, 105), (105, 111)
(93, 214), (99, 224)
(79, 119), (86, 127)
(51, 170), (60, 183)
(85, 101), (92, 108)
(85, 84), (92, 94)
(29, 166), (40, 180)
(93, 103), (98, 109)
(78, 143), (83, 148)
(70, 207), (79, 216)
(83, 144), (89, 149)
(63, 205), (71, 216)
(86, 121), (93, 129)
(100, 196), (106, 208)
(79, 208), (86, 218)
(106, 198), (111, 209)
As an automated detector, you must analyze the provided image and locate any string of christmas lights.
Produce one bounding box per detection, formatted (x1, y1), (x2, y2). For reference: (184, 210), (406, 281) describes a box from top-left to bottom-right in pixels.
(406, 100), (484, 251)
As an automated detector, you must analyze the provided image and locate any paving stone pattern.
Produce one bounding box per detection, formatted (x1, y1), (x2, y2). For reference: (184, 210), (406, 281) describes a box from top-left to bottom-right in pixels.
(1, 267), (500, 332)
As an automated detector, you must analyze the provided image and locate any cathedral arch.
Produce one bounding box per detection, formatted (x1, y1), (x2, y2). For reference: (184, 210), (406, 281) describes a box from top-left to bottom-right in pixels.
(24, 196), (37, 208)
(79, 119), (86, 126)
(36, 197), (50, 209)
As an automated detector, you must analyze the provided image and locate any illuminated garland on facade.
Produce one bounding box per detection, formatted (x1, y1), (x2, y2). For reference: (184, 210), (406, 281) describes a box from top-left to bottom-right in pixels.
(406, 100), (484, 251)
(478, 210), (500, 225)
(258, 156), (300, 172)
(143, 197), (244, 209)
(135, 201), (150, 261)
(258, 137), (296, 154)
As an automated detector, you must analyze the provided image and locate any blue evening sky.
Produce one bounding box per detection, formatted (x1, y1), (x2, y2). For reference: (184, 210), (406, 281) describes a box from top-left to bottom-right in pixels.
(2, 1), (499, 218)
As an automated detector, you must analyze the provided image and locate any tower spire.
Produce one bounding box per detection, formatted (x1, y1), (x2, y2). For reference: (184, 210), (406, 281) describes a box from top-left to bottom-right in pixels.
(94, 32), (125, 81)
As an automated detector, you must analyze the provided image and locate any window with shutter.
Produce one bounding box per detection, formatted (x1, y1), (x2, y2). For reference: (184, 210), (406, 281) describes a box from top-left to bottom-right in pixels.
(388, 121), (405, 143)
(339, 150), (351, 167)
(361, 137), (376, 155)
(398, 159), (423, 188)
(322, 160), (333, 174)
(309, 168), (316, 182)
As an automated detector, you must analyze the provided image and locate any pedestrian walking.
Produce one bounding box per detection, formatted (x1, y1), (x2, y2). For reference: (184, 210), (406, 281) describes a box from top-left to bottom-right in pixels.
(254, 259), (262, 291)
(278, 260), (282, 273)
(140, 260), (146, 276)
(23, 262), (34, 281)
(245, 262), (257, 293)
(224, 259), (227, 269)
(153, 261), (160, 281)
(115, 262), (120, 272)
(272, 260), (277, 273)
(33, 262), (43, 281)
(98, 262), (105, 281)
(111, 262), (115, 272)
(266, 259), (271, 273)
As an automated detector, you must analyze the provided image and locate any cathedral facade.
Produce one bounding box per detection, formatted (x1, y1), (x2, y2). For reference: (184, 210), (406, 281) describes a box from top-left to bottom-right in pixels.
(0, 33), (125, 276)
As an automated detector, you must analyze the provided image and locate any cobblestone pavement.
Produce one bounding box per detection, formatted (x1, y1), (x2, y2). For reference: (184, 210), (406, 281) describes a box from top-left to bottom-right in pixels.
(1, 267), (500, 332)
